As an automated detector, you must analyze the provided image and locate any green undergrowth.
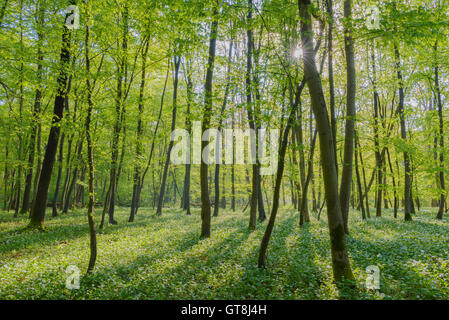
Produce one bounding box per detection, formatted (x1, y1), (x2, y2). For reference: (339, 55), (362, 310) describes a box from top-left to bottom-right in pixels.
(1, 206), (448, 300)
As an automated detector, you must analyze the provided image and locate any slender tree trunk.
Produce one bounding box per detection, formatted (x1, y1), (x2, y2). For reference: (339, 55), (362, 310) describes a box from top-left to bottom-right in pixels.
(309, 106), (317, 212)
(326, 0), (338, 177)
(298, 0), (354, 283)
(296, 100), (309, 223)
(246, 0), (259, 230)
(394, 45), (412, 221)
(21, 3), (44, 214)
(254, 29), (266, 222)
(356, 133), (370, 218)
(258, 79), (305, 267)
(156, 56), (181, 216)
(213, 41), (233, 217)
(383, 166), (388, 209)
(14, 1), (25, 218)
(129, 38), (149, 222)
(231, 115), (236, 212)
(339, 0), (356, 233)
(181, 60), (193, 215)
(354, 127), (366, 220)
(3, 142), (9, 210)
(28, 7), (72, 229)
(138, 62), (170, 215)
(63, 141), (83, 214)
(52, 134), (65, 217)
(84, 7), (97, 272)
(200, 3), (218, 238)
(434, 43), (445, 219)
(105, 2), (129, 225)
(61, 134), (73, 210)
(291, 123), (301, 212)
(300, 129), (318, 226)
(386, 148), (398, 218)
(371, 44), (383, 218)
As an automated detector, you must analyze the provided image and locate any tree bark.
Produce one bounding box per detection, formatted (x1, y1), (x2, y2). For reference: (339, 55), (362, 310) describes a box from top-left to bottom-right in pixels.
(258, 79), (305, 267)
(339, 0), (356, 233)
(200, 3), (218, 238)
(326, 0), (338, 177)
(371, 44), (383, 218)
(246, 0), (259, 230)
(52, 133), (65, 217)
(434, 42), (445, 220)
(129, 38), (150, 222)
(300, 129), (318, 226)
(181, 60), (193, 215)
(105, 2), (129, 225)
(394, 45), (413, 221)
(28, 6), (73, 229)
(21, 2), (44, 214)
(213, 41), (233, 217)
(298, 0), (354, 283)
(84, 5), (97, 272)
(63, 140), (83, 214)
(156, 56), (181, 216)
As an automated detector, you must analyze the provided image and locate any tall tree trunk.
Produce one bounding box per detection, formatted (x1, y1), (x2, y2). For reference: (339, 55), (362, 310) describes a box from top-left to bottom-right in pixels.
(21, 2), (44, 214)
(296, 100), (309, 224)
(3, 141), (9, 210)
(61, 133), (73, 210)
(354, 127), (366, 220)
(105, 2), (129, 225)
(356, 133), (370, 218)
(326, 0), (338, 176)
(156, 56), (181, 216)
(434, 42), (445, 220)
(28, 6), (72, 229)
(129, 38), (150, 222)
(52, 133), (65, 217)
(200, 3), (218, 238)
(84, 5), (97, 272)
(221, 168), (227, 208)
(253, 29), (266, 222)
(213, 41), (233, 217)
(181, 60), (193, 215)
(231, 115), (236, 212)
(298, 0), (354, 283)
(258, 79), (305, 267)
(246, 0), (259, 230)
(339, 0), (356, 234)
(14, 2), (24, 218)
(63, 140), (83, 213)
(309, 105), (317, 212)
(137, 61), (170, 218)
(394, 44), (413, 222)
(371, 44), (383, 218)
(300, 129), (318, 226)
(291, 113), (301, 213)
(386, 147), (398, 218)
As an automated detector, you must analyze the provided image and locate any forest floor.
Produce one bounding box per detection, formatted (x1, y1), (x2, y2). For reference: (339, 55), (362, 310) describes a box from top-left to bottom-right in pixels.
(1, 206), (449, 299)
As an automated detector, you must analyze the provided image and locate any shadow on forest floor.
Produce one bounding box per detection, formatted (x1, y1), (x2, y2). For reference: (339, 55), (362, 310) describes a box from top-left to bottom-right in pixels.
(1, 207), (449, 299)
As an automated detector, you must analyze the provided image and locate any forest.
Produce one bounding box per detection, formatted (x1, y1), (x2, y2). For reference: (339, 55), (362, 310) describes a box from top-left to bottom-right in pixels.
(0, 0), (448, 300)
